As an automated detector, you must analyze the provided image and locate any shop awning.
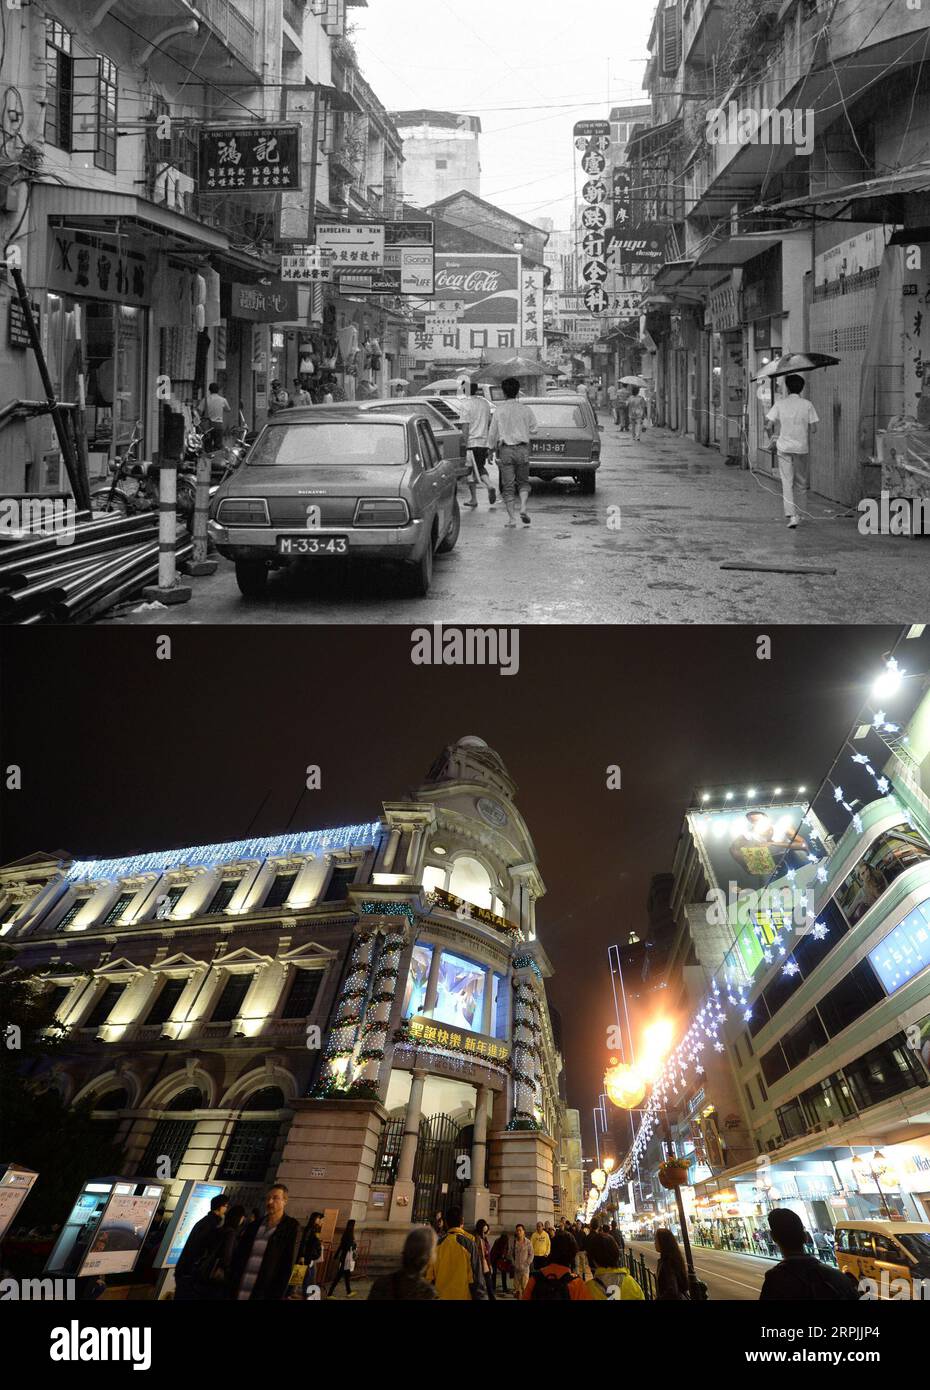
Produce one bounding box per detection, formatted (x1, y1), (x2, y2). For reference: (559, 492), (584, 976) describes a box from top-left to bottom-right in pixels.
(754, 163), (930, 222)
(31, 184), (277, 277)
(627, 117), (682, 160)
(658, 233), (781, 293)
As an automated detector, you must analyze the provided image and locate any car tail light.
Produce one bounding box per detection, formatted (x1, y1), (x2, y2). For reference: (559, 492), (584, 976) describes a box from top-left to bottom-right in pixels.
(354, 498), (410, 527)
(215, 498), (270, 526)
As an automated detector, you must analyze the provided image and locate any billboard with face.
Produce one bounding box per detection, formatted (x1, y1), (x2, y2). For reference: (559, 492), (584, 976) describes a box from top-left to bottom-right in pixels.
(690, 804), (824, 892)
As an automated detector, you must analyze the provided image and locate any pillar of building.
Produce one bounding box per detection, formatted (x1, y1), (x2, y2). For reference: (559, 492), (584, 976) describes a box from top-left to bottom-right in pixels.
(276, 1097), (388, 1231)
(488, 1127), (558, 1233)
(463, 1084), (491, 1226)
(422, 941), (443, 1014)
(288, 856), (328, 909)
(389, 1069), (426, 1222)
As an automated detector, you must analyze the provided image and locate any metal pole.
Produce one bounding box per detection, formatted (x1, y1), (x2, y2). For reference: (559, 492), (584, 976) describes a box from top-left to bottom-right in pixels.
(608, 944), (625, 1062)
(9, 266), (89, 511)
(593, 1108), (601, 1168)
(662, 1107), (707, 1300)
(308, 84), (320, 245)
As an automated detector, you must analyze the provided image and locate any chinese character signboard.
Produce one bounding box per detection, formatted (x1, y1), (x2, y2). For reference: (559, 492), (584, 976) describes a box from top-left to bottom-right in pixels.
(521, 266), (545, 348)
(281, 246), (334, 283)
(384, 220), (434, 247)
(47, 234), (150, 306)
(316, 222), (386, 269)
(408, 1015), (511, 1065)
(574, 120), (612, 311)
(426, 314), (460, 336)
(231, 280), (299, 322)
(200, 124), (300, 192)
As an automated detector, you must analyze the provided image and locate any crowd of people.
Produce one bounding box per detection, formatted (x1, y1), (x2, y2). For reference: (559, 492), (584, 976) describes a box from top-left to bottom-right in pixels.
(165, 1185), (860, 1303)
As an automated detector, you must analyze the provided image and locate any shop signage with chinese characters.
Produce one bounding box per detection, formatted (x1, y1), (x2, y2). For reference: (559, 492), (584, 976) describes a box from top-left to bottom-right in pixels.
(230, 280), (299, 322)
(426, 314), (460, 336)
(708, 278), (741, 331)
(521, 266), (545, 348)
(384, 220), (434, 247)
(407, 1015), (511, 1064)
(281, 246), (335, 283)
(47, 234), (150, 306)
(343, 246), (436, 296)
(199, 124), (300, 192)
(316, 222), (386, 269)
(8, 298), (40, 349)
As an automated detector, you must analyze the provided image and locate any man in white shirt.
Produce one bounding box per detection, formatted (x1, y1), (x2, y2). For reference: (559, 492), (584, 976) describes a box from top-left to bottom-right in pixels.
(488, 376), (538, 527)
(204, 382), (230, 451)
(765, 374), (819, 528)
(463, 384), (496, 509)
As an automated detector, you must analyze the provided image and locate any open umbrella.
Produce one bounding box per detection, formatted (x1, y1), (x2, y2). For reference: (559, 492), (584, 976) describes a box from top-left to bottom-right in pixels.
(471, 355), (549, 383)
(753, 352), (839, 381)
(389, 377), (409, 386)
(619, 374), (648, 387)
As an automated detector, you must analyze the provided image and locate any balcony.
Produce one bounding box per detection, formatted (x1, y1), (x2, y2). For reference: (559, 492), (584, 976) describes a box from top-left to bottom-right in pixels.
(193, 0), (261, 80)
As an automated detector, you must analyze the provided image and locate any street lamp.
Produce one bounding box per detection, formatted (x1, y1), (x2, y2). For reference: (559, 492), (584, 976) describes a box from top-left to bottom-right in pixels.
(513, 237), (525, 253)
(851, 1149), (894, 1220)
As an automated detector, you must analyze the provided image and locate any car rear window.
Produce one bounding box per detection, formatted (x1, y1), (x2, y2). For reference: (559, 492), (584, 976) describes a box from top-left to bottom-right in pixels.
(528, 402), (591, 429)
(251, 422), (408, 466)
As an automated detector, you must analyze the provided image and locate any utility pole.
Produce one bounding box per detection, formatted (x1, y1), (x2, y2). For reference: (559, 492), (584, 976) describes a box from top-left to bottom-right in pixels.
(661, 1104), (708, 1301)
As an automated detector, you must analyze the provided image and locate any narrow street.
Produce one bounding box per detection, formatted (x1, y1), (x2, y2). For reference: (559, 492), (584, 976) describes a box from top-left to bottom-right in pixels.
(109, 414), (928, 627)
(628, 1239), (776, 1301)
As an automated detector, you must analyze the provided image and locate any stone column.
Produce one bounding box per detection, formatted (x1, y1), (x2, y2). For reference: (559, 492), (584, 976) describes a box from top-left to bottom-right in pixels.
(390, 1069), (426, 1222)
(481, 967), (494, 1035)
(463, 1084), (491, 1226)
(381, 827), (402, 873)
(224, 861), (264, 915)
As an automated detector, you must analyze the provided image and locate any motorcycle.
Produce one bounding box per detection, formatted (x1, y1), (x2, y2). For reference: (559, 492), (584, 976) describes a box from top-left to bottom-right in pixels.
(89, 421), (196, 527)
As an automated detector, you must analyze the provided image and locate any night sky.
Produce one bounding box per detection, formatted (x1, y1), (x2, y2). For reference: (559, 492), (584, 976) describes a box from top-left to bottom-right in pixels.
(0, 625), (901, 1151)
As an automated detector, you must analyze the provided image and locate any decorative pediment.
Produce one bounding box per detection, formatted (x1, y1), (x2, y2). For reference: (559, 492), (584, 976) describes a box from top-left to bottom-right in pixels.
(278, 941), (339, 965)
(211, 945), (273, 970)
(151, 952), (206, 973)
(93, 956), (143, 978)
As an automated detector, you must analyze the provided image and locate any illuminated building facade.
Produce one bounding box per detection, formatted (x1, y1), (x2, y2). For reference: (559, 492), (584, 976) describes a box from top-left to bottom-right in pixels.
(1, 737), (564, 1259)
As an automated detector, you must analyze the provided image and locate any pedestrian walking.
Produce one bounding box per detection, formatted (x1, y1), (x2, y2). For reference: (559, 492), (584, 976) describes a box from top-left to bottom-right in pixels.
(268, 379), (290, 415)
(474, 1219), (495, 1300)
(607, 382), (618, 423)
(368, 1226), (439, 1301)
(292, 378), (313, 407)
(655, 1228), (690, 1300)
(427, 1206), (487, 1300)
(203, 383), (230, 451)
(764, 374), (819, 528)
(489, 1229), (513, 1296)
(523, 1231), (592, 1301)
(511, 1223), (534, 1298)
(229, 1184), (300, 1302)
(628, 385), (647, 441)
(174, 1193), (228, 1301)
(432, 1211), (446, 1238)
(327, 1218), (358, 1298)
(488, 376), (537, 527)
(297, 1210), (324, 1297)
(463, 383), (497, 509)
(616, 384), (631, 431)
(586, 1233), (645, 1301)
(759, 1209), (858, 1300)
(205, 1204), (246, 1298)
(530, 1220), (551, 1271)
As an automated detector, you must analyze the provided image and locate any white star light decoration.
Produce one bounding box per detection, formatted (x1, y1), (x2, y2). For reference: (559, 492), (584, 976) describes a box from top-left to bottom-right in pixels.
(812, 920), (829, 941)
(782, 960), (800, 977)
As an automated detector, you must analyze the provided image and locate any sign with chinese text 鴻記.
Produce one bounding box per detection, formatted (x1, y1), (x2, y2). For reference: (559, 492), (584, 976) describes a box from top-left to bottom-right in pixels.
(407, 1015), (511, 1064)
(199, 124), (300, 192)
(316, 222), (386, 269)
(231, 280), (299, 322)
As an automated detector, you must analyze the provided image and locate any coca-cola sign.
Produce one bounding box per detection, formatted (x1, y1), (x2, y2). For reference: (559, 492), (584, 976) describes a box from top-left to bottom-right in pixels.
(432, 254), (518, 324)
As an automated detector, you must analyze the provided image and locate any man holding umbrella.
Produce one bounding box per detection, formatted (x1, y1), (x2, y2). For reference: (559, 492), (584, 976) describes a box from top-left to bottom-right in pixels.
(765, 373), (820, 529)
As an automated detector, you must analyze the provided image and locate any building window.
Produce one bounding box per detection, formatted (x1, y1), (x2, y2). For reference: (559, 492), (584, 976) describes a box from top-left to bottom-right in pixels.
(211, 972), (253, 1023)
(757, 1075), (767, 1104)
(843, 1032), (926, 1111)
(155, 886), (187, 920)
(780, 1009), (828, 1071)
(793, 898), (848, 977)
(403, 942), (433, 1018)
(56, 897), (88, 931)
(84, 983), (125, 1029)
(281, 968), (322, 1019)
(775, 1098), (807, 1141)
(497, 331), (515, 349)
(95, 56), (118, 172)
(264, 871), (298, 910)
(45, 20), (73, 151)
(144, 976), (189, 1027)
(45, 984), (72, 1018)
(659, 2), (681, 75)
(435, 158), (448, 170)
(94, 1086), (129, 1111)
(166, 1086), (204, 1111)
(470, 331), (488, 350)
(217, 1122), (279, 1182)
(868, 899), (930, 995)
(744, 1082), (755, 1111)
(322, 866), (356, 903)
(835, 823), (930, 925)
(138, 1120), (195, 1179)
(434, 950), (485, 1033)
(759, 1041), (789, 1088)
(206, 878), (241, 915)
(816, 959), (884, 1038)
(747, 993), (771, 1039)
(101, 892), (135, 926)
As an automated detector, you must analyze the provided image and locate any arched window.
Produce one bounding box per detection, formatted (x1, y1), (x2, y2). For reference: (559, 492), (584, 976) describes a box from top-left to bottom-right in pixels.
(448, 856), (493, 911)
(93, 1086), (129, 1111)
(166, 1086), (204, 1112)
(243, 1085), (286, 1111)
(422, 865), (446, 895)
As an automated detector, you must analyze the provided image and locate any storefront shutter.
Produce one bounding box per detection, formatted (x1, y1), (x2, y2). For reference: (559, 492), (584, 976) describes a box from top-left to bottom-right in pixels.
(661, 4), (682, 75)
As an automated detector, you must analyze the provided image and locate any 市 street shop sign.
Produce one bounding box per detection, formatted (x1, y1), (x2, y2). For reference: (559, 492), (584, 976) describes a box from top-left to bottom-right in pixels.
(199, 124), (300, 192)
(231, 280), (299, 321)
(574, 119), (611, 139)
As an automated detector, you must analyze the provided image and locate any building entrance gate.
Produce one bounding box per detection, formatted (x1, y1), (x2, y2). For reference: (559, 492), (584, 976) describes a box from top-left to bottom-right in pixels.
(412, 1114), (471, 1224)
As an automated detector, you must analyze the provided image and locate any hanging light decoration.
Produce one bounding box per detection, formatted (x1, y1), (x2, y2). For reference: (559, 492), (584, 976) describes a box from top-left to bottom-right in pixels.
(591, 1168), (606, 1191)
(604, 1058), (646, 1110)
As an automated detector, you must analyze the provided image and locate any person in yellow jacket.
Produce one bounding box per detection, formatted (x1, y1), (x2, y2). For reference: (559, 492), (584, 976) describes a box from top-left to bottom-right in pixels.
(586, 1233), (645, 1301)
(427, 1207), (488, 1300)
(530, 1222), (551, 1271)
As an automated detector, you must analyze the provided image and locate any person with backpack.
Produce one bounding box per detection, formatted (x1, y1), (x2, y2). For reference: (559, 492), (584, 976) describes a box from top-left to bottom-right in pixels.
(523, 1230), (592, 1301)
(759, 1209), (859, 1300)
(511, 1223), (534, 1298)
(427, 1206), (487, 1301)
(586, 1233), (645, 1301)
(327, 1218), (358, 1299)
(367, 1226), (439, 1301)
(655, 1228), (690, 1300)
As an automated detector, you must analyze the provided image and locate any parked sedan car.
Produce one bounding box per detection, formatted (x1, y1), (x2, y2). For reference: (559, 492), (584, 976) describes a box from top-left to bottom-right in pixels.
(520, 395), (602, 494)
(208, 411), (460, 598)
